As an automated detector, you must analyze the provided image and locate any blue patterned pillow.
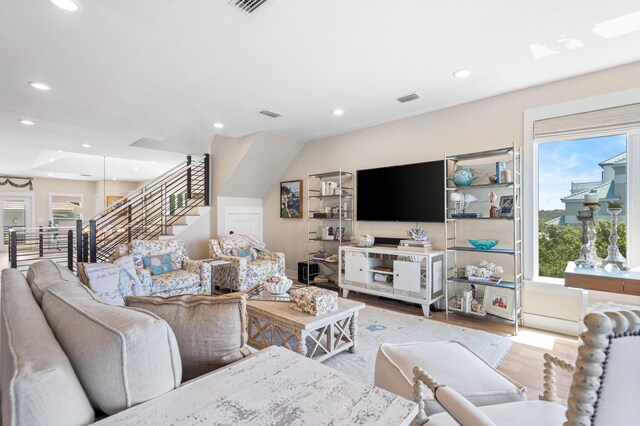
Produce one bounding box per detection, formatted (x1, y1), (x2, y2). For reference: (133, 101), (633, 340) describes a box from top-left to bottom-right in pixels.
(142, 253), (179, 276)
(232, 247), (257, 261)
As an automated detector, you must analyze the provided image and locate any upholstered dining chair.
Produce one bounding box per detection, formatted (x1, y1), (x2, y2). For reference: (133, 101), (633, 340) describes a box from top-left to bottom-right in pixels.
(412, 309), (640, 425)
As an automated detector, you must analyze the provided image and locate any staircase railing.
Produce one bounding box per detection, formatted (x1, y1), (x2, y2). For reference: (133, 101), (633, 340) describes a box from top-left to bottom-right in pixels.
(8, 226), (75, 272)
(85, 154), (210, 263)
(8, 154), (210, 271)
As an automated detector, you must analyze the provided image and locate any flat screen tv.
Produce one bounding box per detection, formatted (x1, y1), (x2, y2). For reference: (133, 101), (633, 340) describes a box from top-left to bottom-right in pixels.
(356, 160), (444, 222)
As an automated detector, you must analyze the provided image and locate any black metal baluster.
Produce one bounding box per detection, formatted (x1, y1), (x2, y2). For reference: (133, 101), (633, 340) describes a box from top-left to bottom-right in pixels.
(67, 230), (74, 271)
(204, 153), (210, 206)
(89, 220), (96, 263)
(10, 230), (17, 269)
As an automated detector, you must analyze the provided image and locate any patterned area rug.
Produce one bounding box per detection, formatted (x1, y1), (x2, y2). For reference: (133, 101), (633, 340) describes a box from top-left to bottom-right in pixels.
(322, 305), (512, 385)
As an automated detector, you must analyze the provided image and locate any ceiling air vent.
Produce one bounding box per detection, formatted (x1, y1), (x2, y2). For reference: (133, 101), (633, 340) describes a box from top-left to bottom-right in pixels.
(229, 0), (270, 14)
(259, 109), (281, 118)
(396, 93), (420, 103)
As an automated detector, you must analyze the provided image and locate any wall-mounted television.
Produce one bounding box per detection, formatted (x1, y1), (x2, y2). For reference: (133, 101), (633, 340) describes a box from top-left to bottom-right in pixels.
(356, 160), (444, 222)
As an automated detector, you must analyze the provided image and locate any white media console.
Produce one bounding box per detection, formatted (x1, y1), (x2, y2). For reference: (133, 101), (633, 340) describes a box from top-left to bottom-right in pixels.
(338, 245), (445, 317)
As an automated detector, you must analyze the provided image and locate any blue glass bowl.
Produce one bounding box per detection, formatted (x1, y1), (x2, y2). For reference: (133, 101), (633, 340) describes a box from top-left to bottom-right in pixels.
(468, 239), (498, 250)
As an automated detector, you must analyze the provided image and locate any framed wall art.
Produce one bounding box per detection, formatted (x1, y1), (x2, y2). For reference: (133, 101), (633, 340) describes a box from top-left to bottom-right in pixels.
(280, 180), (302, 219)
(499, 195), (514, 217)
(484, 286), (515, 320)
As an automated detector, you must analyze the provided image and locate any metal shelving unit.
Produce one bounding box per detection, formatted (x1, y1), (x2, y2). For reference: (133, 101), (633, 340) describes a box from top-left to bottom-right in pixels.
(307, 170), (353, 285)
(444, 143), (523, 334)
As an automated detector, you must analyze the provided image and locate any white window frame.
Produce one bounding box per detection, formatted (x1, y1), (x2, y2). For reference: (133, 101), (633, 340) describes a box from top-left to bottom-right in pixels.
(49, 192), (84, 227)
(524, 88), (640, 283)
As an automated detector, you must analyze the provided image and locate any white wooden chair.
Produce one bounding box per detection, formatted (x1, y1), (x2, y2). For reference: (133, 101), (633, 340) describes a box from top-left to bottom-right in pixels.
(412, 309), (640, 425)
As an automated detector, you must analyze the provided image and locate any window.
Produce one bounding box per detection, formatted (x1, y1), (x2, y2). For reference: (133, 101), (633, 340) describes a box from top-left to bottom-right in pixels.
(524, 92), (640, 282)
(49, 194), (83, 227)
(537, 135), (627, 278)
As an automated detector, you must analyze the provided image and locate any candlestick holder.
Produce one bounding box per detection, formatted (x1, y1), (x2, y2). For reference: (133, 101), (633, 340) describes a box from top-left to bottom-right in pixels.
(575, 209), (597, 268)
(602, 206), (625, 269)
(584, 203), (601, 267)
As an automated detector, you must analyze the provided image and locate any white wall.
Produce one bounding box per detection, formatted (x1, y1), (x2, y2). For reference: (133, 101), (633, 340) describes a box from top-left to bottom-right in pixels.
(209, 132), (303, 239)
(261, 60), (640, 333)
(0, 177), (139, 226)
(178, 210), (211, 260)
(94, 180), (143, 212)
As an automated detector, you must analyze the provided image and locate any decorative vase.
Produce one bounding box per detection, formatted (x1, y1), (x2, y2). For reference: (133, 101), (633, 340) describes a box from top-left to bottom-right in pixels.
(452, 165), (476, 186)
(351, 235), (375, 247)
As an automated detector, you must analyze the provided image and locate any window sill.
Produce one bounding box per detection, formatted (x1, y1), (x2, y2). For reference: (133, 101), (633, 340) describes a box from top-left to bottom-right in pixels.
(525, 276), (565, 286)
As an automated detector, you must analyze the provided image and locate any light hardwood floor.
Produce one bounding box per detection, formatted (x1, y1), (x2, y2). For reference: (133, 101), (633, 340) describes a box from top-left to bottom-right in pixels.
(344, 291), (579, 404)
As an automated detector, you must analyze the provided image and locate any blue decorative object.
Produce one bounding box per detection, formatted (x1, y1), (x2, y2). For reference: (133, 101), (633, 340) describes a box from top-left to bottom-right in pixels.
(468, 239), (499, 250)
(452, 165), (476, 186)
(495, 162), (506, 184)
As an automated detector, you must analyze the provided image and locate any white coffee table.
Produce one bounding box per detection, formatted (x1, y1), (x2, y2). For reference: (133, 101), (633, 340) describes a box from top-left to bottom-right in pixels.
(96, 346), (417, 425)
(246, 297), (365, 361)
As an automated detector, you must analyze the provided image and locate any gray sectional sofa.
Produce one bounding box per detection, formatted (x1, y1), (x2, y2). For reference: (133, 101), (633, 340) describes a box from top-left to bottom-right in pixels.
(0, 259), (250, 425)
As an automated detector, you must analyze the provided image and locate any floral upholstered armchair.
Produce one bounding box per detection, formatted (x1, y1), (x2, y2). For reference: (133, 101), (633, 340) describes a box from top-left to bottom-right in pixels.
(208, 235), (285, 291)
(124, 238), (212, 296)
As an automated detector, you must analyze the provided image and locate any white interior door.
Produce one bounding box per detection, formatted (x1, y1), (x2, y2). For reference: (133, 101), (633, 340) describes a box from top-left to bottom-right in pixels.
(0, 195), (34, 252)
(224, 207), (263, 240)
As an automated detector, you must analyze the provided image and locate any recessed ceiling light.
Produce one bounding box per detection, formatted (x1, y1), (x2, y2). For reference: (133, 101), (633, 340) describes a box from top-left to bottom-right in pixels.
(19, 119), (35, 126)
(28, 81), (51, 91)
(50, 0), (81, 12)
(452, 69), (473, 78)
(57, 150), (62, 153)
(133, 167), (139, 171)
(47, 173), (53, 176)
(332, 109), (344, 116)
(82, 143), (91, 148)
(112, 177), (117, 181)
(213, 122), (224, 129)
(49, 158), (54, 162)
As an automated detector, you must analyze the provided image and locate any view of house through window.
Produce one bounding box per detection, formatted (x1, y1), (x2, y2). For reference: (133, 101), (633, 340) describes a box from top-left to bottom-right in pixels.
(538, 135), (627, 278)
(50, 194), (83, 227)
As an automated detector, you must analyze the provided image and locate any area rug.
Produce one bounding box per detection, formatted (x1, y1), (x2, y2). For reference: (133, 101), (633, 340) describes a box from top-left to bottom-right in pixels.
(322, 305), (512, 385)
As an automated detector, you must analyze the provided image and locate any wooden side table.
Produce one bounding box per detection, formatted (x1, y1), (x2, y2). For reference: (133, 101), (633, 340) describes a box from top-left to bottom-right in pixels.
(564, 261), (640, 296)
(206, 260), (234, 294)
(246, 298), (365, 362)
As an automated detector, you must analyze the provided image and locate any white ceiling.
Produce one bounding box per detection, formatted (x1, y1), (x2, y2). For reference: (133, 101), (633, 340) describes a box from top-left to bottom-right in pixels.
(1, 0), (640, 180)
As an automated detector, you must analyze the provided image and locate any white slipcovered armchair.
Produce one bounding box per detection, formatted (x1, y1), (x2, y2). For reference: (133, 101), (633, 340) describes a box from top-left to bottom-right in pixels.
(208, 235), (285, 291)
(412, 308), (640, 425)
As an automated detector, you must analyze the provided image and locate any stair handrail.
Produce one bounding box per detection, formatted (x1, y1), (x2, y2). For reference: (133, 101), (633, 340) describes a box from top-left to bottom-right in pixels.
(86, 156), (206, 226)
(81, 153), (209, 264)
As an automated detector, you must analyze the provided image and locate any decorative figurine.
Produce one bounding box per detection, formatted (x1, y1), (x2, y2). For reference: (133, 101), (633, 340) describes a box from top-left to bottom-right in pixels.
(465, 260), (504, 280)
(407, 227), (428, 241)
(488, 191), (499, 218)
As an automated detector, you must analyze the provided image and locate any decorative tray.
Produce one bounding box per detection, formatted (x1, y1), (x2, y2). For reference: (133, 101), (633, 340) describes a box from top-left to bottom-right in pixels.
(246, 283), (307, 302)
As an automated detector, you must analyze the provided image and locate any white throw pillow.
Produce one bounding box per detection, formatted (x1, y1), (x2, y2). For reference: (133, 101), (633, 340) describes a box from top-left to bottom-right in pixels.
(78, 257), (145, 305)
